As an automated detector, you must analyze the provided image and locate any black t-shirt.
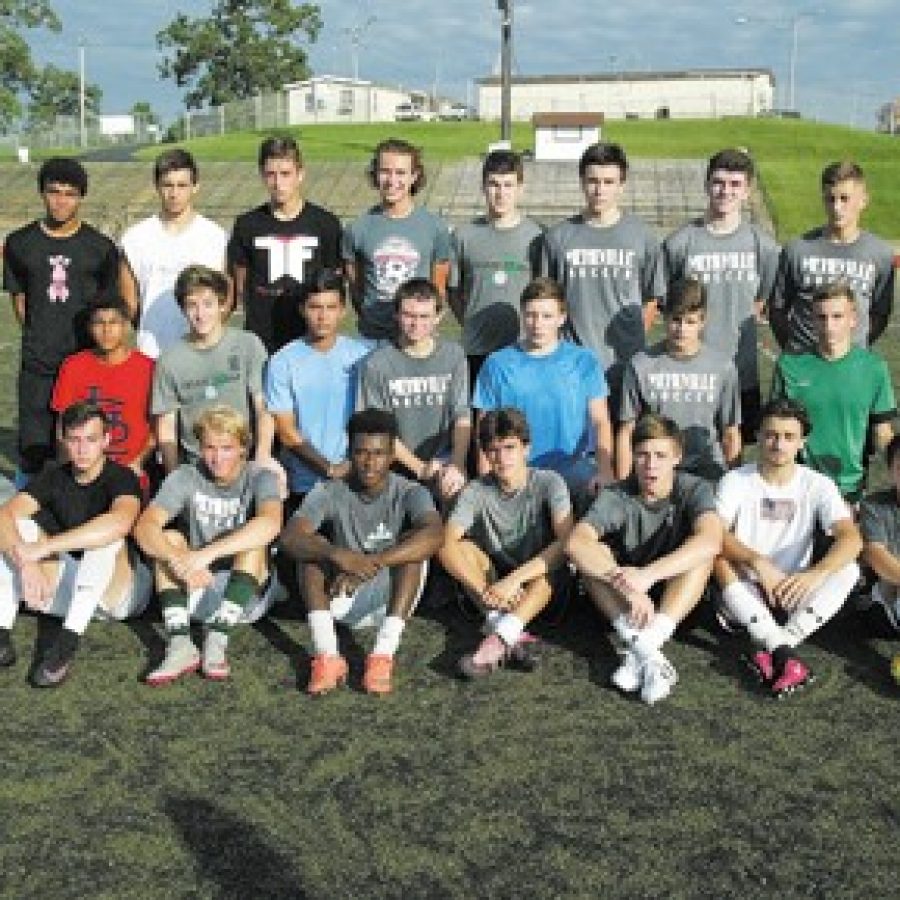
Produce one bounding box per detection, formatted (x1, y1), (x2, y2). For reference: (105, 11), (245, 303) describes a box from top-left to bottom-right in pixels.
(25, 459), (142, 539)
(227, 201), (343, 352)
(2, 221), (119, 375)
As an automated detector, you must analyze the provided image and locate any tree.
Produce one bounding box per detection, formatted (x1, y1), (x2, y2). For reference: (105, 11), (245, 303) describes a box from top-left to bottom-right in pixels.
(130, 100), (160, 125)
(0, 0), (61, 126)
(157, 0), (322, 110)
(28, 63), (102, 127)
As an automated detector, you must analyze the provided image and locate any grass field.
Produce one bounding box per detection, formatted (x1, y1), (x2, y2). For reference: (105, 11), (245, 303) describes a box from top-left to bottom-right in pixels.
(129, 118), (900, 241)
(0, 288), (898, 897)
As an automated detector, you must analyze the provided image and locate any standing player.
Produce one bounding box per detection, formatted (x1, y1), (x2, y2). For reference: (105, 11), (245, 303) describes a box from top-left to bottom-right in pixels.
(771, 281), (895, 502)
(358, 278), (469, 503)
(279, 410), (444, 696)
(0, 401), (149, 686)
(343, 138), (452, 342)
(265, 268), (370, 512)
(449, 149), (543, 385)
(51, 296), (155, 485)
(714, 398), (862, 695)
(566, 414), (722, 705)
(439, 408), (573, 676)
(617, 278), (742, 480)
(663, 148), (779, 441)
(542, 142), (665, 417)
(229, 135), (343, 352)
(152, 265), (274, 476)
(3, 158), (118, 481)
(473, 276), (613, 505)
(119, 148), (228, 358)
(134, 405), (283, 684)
(770, 160), (894, 353)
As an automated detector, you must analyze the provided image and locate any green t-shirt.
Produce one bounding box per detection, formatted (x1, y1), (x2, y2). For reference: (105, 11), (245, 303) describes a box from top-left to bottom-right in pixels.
(771, 347), (896, 497)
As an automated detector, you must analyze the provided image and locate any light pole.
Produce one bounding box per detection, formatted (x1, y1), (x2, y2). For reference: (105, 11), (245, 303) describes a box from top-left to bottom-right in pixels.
(78, 36), (86, 148)
(342, 16), (376, 81)
(497, 0), (512, 142)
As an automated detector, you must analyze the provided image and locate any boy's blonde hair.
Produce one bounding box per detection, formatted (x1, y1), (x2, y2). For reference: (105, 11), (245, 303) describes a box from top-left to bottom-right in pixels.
(193, 404), (251, 450)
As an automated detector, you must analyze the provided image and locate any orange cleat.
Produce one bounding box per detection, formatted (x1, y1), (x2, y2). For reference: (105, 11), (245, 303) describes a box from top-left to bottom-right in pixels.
(307, 653), (348, 696)
(363, 653), (394, 696)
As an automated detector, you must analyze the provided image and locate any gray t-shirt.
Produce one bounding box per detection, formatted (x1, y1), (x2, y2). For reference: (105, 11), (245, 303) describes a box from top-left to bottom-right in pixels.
(151, 328), (268, 462)
(450, 216), (543, 356)
(297, 472), (436, 554)
(542, 213), (665, 369)
(450, 468), (571, 572)
(582, 471), (716, 566)
(152, 462), (281, 550)
(342, 205), (452, 340)
(663, 220), (779, 389)
(771, 227), (895, 353)
(859, 488), (900, 556)
(620, 342), (741, 477)
(358, 340), (470, 461)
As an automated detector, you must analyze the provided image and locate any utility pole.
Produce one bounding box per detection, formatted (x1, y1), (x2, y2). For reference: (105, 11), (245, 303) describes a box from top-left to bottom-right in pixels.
(497, 0), (512, 142)
(78, 37), (86, 148)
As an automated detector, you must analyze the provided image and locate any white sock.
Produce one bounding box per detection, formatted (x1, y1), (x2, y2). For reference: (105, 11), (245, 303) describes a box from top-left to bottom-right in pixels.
(783, 563), (858, 647)
(0, 556), (19, 630)
(612, 613), (651, 661)
(494, 613), (525, 647)
(721, 581), (787, 652)
(308, 609), (338, 656)
(373, 615), (406, 657)
(63, 543), (120, 635)
(637, 613), (676, 655)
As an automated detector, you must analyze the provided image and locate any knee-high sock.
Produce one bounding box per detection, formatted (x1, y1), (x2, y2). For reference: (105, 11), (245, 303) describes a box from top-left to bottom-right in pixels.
(0, 555), (19, 630)
(209, 571), (260, 634)
(720, 580), (788, 652)
(160, 587), (190, 636)
(783, 562), (859, 647)
(307, 609), (339, 656)
(63, 541), (121, 635)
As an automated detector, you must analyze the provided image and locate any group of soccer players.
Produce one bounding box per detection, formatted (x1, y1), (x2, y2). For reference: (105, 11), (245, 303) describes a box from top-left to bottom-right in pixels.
(0, 132), (897, 703)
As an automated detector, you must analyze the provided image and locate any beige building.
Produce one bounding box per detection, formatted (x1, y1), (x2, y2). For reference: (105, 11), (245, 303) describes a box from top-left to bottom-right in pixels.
(284, 76), (417, 124)
(477, 69), (774, 121)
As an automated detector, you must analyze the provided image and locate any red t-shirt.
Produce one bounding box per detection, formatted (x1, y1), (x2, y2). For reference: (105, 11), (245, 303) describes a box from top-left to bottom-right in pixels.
(51, 350), (155, 466)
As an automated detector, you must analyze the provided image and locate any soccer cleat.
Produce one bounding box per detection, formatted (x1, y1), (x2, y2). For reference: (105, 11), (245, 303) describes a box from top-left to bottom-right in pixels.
(0, 630), (15, 668)
(611, 648), (642, 693)
(146, 635), (201, 686)
(509, 632), (544, 672)
(640, 652), (678, 705)
(750, 650), (775, 684)
(306, 653), (348, 696)
(201, 630), (231, 681)
(31, 656), (73, 688)
(771, 657), (813, 697)
(458, 633), (509, 678)
(363, 653), (394, 695)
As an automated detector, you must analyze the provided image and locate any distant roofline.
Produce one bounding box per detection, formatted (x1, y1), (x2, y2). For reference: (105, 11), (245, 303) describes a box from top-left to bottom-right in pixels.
(476, 68), (776, 86)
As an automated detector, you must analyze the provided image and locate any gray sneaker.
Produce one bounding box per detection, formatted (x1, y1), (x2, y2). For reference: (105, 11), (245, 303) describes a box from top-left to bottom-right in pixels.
(146, 635), (200, 686)
(202, 630), (231, 681)
(611, 647), (642, 693)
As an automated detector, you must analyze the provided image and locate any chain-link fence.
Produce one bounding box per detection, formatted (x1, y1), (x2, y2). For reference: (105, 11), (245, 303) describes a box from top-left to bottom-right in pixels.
(181, 91), (290, 140)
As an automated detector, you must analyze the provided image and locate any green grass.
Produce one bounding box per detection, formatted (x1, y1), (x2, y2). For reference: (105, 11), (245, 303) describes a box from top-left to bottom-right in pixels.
(136, 118), (900, 240)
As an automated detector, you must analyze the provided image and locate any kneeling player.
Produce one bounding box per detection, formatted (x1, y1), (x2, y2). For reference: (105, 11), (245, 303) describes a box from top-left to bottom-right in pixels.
(280, 409), (443, 696)
(134, 405), (283, 684)
(0, 401), (149, 687)
(439, 407), (574, 677)
(714, 398), (862, 695)
(566, 414), (722, 704)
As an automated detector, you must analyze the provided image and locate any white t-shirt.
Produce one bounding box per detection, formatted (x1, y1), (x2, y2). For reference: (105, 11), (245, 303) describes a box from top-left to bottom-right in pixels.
(120, 213), (227, 358)
(715, 463), (850, 573)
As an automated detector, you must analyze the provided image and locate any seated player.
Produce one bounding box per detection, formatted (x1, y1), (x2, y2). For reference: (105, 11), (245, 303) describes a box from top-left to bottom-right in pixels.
(358, 277), (469, 503)
(279, 409), (443, 696)
(566, 414), (722, 705)
(0, 401), (149, 687)
(617, 277), (741, 481)
(771, 280), (895, 502)
(473, 276), (613, 506)
(51, 296), (155, 489)
(133, 405), (283, 685)
(715, 398), (862, 696)
(859, 435), (900, 635)
(439, 407), (573, 677)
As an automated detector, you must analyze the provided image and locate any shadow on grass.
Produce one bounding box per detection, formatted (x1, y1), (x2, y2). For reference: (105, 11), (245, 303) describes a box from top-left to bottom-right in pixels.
(252, 616), (309, 689)
(164, 794), (308, 899)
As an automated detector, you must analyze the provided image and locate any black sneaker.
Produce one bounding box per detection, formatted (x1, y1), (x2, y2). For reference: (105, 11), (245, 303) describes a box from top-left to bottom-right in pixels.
(0, 630), (15, 668)
(31, 631), (79, 688)
(509, 632), (544, 671)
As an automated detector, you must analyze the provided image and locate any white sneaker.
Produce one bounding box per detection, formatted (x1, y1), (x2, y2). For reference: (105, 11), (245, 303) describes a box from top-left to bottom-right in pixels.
(611, 647), (642, 693)
(640, 652), (678, 705)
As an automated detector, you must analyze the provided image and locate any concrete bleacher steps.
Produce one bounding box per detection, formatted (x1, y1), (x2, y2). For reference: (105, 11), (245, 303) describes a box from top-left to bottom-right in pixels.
(0, 158), (773, 240)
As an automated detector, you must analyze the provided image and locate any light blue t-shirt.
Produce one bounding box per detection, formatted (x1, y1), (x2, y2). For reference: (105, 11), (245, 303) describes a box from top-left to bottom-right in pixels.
(473, 341), (608, 471)
(265, 336), (370, 494)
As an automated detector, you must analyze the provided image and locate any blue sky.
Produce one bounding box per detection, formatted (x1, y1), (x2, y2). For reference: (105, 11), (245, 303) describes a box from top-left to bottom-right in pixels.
(27, 0), (898, 128)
